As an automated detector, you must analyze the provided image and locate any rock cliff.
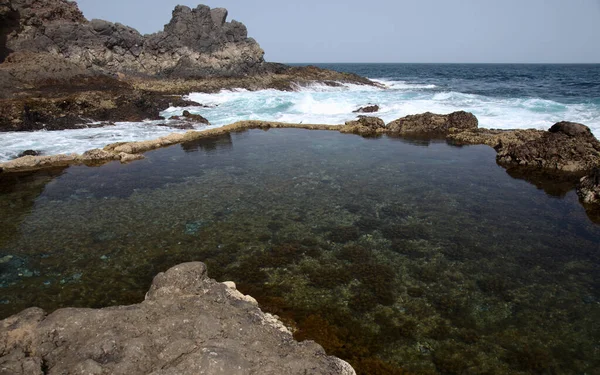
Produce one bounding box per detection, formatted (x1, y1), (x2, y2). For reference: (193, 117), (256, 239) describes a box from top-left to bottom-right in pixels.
(2, 0), (264, 77)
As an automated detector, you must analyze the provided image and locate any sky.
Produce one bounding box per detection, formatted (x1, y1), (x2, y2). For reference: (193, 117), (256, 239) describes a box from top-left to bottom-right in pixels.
(76, 0), (600, 63)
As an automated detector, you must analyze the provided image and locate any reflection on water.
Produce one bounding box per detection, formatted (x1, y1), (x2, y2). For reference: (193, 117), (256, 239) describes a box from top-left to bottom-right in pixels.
(0, 129), (599, 375)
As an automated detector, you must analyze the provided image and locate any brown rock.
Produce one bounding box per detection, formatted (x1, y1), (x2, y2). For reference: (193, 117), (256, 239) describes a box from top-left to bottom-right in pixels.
(387, 111), (478, 135)
(340, 116), (385, 136)
(353, 104), (379, 113)
(496, 121), (600, 172)
(182, 110), (210, 125)
(0, 262), (356, 375)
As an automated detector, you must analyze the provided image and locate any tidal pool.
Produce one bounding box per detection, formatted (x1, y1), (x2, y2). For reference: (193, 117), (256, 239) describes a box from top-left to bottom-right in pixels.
(1, 129), (599, 374)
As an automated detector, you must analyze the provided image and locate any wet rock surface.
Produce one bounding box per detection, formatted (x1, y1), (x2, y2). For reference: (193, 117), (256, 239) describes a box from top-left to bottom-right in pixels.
(0, 262), (355, 375)
(353, 105), (379, 113)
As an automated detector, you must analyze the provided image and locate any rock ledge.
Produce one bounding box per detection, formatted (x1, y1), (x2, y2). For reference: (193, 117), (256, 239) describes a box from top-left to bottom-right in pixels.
(0, 262), (355, 375)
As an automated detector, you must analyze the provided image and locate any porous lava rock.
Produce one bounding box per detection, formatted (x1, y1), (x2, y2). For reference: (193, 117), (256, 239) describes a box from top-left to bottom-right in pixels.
(496, 121), (600, 172)
(341, 116), (386, 136)
(353, 104), (379, 113)
(0, 262), (356, 375)
(387, 111), (478, 135)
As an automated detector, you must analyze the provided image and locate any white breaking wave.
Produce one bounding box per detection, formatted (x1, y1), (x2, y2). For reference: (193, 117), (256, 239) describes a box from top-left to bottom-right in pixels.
(1, 79), (599, 162)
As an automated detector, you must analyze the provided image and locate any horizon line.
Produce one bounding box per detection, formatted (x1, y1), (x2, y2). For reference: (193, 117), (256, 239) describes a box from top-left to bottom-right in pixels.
(279, 61), (600, 65)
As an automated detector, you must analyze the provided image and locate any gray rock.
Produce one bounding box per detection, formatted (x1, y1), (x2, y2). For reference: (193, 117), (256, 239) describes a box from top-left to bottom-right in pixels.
(4, 0), (265, 78)
(0, 262), (356, 375)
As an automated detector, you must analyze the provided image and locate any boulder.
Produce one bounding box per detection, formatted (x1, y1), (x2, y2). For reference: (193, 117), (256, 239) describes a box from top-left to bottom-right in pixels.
(17, 150), (41, 158)
(0, 262), (356, 375)
(387, 111), (478, 135)
(341, 116), (386, 136)
(496, 121), (600, 172)
(182, 110), (210, 125)
(353, 104), (379, 113)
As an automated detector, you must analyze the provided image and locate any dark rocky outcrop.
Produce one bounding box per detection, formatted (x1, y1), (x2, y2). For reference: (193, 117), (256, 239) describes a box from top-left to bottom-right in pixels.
(182, 109), (210, 124)
(341, 116), (386, 136)
(496, 121), (600, 173)
(0, 1), (375, 131)
(353, 104), (379, 113)
(0, 262), (355, 375)
(387, 111), (478, 135)
(4, 0), (264, 78)
(16, 150), (40, 157)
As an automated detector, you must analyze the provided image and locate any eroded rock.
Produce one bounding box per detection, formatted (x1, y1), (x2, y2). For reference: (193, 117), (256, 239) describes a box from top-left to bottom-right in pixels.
(496, 121), (600, 172)
(0, 262), (355, 375)
(341, 116), (386, 136)
(182, 110), (210, 125)
(387, 111), (478, 135)
(353, 104), (379, 113)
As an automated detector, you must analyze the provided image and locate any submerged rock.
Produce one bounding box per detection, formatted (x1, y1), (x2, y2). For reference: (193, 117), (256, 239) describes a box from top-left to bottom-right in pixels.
(577, 168), (600, 205)
(353, 104), (380, 113)
(496, 121), (600, 172)
(0, 262), (356, 375)
(387, 111), (478, 135)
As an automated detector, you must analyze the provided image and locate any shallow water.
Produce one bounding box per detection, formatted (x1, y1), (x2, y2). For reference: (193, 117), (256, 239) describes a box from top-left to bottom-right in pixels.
(0, 129), (599, 374)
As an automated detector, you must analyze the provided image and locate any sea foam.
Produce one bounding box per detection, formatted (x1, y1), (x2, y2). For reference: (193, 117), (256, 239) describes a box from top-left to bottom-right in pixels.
(1, 80), (599, 162)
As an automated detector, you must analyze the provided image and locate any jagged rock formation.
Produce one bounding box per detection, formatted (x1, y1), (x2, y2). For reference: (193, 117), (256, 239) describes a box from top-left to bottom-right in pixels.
(0, 262), (355, 375)
(2, 0), (264, 77)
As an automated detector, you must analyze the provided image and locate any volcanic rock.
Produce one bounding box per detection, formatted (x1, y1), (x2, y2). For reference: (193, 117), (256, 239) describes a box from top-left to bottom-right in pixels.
(182, 110), (210, 125)
(3, 0), (264, 78)
(16, 150), (40, 158)
(0, 262), (355, 375)
(496, 121), (600, 172)
(341, 116), (386, 136)
(353, 104), (380, 113)
(387, 111), (478, 135)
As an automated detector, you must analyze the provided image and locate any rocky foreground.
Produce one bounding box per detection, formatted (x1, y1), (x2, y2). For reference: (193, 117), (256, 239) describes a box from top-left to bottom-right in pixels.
(0, 0), (374, 131)
(0, 262), (355, 375)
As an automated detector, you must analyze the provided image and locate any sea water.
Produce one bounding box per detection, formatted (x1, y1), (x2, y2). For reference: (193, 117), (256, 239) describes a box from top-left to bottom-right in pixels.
(0, 63), (598, 161)
(0, 129), (598, 374)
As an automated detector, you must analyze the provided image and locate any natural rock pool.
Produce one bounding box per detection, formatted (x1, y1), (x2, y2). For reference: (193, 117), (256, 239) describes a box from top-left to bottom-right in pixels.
(1, 129), (599, 374)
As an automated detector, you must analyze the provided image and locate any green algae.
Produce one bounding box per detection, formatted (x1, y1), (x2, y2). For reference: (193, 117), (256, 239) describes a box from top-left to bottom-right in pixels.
(0, 129), (599, 375)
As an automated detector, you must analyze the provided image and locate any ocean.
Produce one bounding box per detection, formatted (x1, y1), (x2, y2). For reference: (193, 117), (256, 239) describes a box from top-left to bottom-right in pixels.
(1, 63), (599, 161)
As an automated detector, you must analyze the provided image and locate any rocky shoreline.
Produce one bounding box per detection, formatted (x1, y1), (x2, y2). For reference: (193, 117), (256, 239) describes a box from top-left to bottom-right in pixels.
(0, 0), (375, 132)
(0, 262), (356, 375)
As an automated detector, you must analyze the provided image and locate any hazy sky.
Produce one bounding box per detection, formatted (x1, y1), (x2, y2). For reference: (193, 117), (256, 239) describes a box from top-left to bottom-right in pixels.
(76, 0), (600, 63)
